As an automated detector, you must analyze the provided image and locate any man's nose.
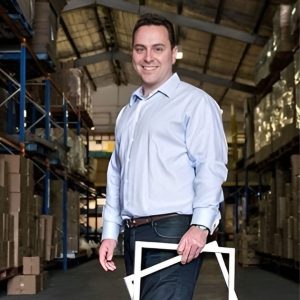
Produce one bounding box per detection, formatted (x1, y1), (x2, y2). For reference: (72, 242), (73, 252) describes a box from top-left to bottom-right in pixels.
(144, 49), (153, 62)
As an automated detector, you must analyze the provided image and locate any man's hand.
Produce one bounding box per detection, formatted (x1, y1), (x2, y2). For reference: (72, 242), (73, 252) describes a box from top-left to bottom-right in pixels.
(99, 239), (117, 271)
(177, 226), (208, 264)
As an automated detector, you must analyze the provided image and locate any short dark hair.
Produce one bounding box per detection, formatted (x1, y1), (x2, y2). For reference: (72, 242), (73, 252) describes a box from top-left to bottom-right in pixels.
(132, 13), (176, 49)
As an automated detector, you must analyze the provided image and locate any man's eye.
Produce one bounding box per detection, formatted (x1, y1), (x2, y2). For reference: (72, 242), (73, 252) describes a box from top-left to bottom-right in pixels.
(154, 47), (163, 52)
(135, 47), (144, 53)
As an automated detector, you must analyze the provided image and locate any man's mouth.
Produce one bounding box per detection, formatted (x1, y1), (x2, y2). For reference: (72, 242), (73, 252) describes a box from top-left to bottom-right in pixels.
(142, 66), (158, 70)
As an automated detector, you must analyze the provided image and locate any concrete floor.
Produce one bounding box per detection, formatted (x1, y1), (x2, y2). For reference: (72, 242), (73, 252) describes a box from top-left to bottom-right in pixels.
(0, 255), (299, 300)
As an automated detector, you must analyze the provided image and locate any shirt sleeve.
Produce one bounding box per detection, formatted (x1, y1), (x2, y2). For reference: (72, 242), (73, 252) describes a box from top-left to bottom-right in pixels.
(101, 107), (126, 241)
(186, 93), (228, 234)
(101, 146), (122, 241)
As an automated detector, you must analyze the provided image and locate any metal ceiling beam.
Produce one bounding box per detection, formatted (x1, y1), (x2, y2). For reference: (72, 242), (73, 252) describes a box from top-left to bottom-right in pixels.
(93, 6), (121, 85)
(202, 0), (225, 77)
(63, 0), (268, 46)
(63, 0), (262, 30)
(105, 7), (128, 85)
(63, 0), (95, 11)
(59, 16), (97, 90)
(64, 0), (265, 31)
(74, 51), (256, 94)
(75, 51), (131, 66)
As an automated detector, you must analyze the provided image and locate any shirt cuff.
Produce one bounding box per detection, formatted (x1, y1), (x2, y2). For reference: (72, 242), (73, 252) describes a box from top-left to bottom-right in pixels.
(191, 207), (220, 235)
(101, 221), (121, 241)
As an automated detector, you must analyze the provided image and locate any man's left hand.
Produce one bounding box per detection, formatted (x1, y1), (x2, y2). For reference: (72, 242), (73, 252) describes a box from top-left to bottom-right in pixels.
(177, 226), (208, 264)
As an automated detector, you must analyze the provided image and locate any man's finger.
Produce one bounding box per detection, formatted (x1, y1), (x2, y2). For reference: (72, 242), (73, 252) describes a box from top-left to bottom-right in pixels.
(106, 260), (116, 271)
(177, 239), (185, 254)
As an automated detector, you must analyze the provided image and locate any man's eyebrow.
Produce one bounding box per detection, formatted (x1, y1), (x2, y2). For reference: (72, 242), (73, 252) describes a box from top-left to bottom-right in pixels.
(133, 43), (166, 48)
(152, 43), (165, 47)
(133, 44), (145, 48)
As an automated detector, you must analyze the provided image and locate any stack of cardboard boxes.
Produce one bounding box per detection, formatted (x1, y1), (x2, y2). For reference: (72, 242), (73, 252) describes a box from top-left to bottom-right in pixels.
(51, 180), (80, 257)
(0, 155), (60, 294)
(7, 256), (44, 295)
(0, 155), (37, 269)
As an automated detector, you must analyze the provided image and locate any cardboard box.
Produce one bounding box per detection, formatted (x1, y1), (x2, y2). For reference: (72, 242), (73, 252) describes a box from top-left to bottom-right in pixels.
(23, 257), (42, 275)
(7, 274), (42, 295)
(8, 174), (23, 193)
(2, 155), (28, 174)
(40, 215), (54, 261)
(9, 192), (25, 213)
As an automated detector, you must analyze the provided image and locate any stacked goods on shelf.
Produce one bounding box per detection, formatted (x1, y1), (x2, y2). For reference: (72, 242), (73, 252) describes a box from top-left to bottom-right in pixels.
(256, 156), (300, 262)
(7, 256), (45, 295)
(0, 158), (11, 270)
(272, 5), (297, 55)
(254, 60), (298, 163)
(253, 93), (272, 162)
(257, 187), (275, 255)
(52, 128), (87, 176)
(274, 167), (293, 259)
(33, 128), (87, 176)
(0, 155), (39, 268)
(0, 155), (58, 273)
(237, 232), (260, 266)
(29, 0), (58, 64)
(255, 39), (274, 86)
(236, 194), (260, 265)
(254, 4), (299, 164)
(271, 62), (297, 151)
(51, 181), (80, 257)
(39, 214), (57, 262)
(51, 68), (93, 118)
(255, 4), (297, 86)
(290, 155), (300, 262)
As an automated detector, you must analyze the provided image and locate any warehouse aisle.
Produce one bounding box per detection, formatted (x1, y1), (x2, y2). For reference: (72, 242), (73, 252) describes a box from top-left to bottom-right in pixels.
(0, 256), (298, 300)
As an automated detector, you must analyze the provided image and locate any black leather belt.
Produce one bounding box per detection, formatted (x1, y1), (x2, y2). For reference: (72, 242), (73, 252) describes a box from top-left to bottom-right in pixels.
(124, 213), (179, 228)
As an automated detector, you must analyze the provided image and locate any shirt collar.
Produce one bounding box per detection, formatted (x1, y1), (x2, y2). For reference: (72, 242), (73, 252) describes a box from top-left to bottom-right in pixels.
(129, 73), (181, 106)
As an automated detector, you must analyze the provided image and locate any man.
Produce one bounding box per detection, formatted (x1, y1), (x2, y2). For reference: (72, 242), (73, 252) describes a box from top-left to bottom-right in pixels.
(99, 13), (228, 299)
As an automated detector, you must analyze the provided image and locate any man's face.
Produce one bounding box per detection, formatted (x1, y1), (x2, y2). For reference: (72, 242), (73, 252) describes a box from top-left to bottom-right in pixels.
(132, 25), (177, 95)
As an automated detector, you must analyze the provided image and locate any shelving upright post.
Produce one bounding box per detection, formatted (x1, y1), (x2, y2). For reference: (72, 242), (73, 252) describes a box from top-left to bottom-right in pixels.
(19, 42), (26, 146)
(62, 94), (69, 271)
(43, 78), (51, 214)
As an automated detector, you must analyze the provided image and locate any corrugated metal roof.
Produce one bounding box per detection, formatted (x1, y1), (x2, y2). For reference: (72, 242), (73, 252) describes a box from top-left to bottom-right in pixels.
(57, 0), (283, 133)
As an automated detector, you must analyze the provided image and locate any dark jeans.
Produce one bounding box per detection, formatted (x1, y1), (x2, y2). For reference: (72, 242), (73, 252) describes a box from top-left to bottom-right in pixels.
(124, 215), (203, 300)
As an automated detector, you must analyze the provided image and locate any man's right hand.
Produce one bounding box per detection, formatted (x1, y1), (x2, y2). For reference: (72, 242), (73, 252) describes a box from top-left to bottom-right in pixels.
(99, 239), (117, 271)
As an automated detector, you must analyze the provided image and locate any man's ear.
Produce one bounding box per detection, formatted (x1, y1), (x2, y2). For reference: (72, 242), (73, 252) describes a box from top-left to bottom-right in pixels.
(172, 46), (178, 64)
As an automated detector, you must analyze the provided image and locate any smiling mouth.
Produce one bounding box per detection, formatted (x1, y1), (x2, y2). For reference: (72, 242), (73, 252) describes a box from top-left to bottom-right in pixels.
(142, 66), (158, 70)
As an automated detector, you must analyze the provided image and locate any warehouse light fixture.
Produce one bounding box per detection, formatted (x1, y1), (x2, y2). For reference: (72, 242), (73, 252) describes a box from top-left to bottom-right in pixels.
(176, 45), (183, 59)
(91, 126), (95, 131)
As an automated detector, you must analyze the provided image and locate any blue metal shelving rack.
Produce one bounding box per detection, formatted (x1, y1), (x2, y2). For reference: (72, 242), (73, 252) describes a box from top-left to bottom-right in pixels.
(0, 42), (96, 271)
(0, 3), (96, 271)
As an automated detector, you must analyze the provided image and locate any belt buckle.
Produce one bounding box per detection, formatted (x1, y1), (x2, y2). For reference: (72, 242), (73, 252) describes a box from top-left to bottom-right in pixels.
(124, 219), (130, 228)
(125, 219), (134, 228)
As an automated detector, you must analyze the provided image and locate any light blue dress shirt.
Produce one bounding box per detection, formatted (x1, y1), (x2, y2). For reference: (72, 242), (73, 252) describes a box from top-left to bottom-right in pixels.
(102, 73), (228, 241)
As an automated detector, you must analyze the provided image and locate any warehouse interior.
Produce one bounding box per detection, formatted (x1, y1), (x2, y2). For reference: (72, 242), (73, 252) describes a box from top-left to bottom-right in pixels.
(0, 0), (299, 299)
